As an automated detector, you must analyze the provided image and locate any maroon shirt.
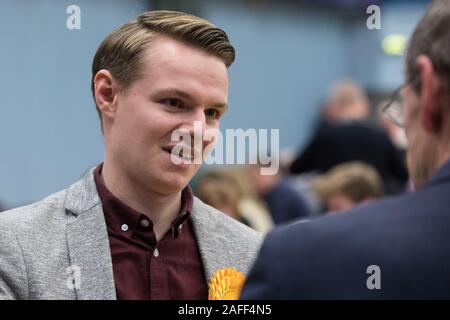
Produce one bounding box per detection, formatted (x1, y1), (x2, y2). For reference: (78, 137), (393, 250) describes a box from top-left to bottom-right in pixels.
(94, 164), (208, 300)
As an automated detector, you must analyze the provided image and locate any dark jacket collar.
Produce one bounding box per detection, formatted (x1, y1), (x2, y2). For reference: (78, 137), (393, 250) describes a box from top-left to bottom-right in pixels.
(423, 159), (450, 189)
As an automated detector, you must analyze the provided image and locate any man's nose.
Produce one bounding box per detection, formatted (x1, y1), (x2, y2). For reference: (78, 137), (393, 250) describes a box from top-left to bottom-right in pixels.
(182, 108), (208, 137)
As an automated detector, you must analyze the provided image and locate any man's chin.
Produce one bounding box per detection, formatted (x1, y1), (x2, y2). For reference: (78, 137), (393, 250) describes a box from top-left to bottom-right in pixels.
(156, 174), (192, 194)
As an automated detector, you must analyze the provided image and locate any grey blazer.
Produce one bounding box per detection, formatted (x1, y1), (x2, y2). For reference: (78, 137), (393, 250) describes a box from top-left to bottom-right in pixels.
(0, 168), (262, 300)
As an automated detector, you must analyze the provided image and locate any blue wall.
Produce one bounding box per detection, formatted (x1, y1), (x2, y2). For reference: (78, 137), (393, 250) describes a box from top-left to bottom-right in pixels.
(0, 0), (149, 207)
(204, 0), (352, 153)
(351, 1), (427, 90)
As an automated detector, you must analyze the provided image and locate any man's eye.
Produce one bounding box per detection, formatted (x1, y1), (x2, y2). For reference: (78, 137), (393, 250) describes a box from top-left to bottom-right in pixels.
(162, 98), (183, 109)
(205, 109), (220, 119)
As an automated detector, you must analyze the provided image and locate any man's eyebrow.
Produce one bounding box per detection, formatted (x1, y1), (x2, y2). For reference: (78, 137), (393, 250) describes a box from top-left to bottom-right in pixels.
(213, 102), (228, 111)
(157, 88), (228, 110)
(157, 88), (193, 100)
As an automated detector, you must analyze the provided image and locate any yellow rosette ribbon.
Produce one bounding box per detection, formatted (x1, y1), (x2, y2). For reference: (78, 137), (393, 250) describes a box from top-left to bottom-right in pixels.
(208, 268), (246, 300)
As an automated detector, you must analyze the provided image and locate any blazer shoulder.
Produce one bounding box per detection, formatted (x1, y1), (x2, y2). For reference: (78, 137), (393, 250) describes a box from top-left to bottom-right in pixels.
(191, 197), (263, 278)
(261, 190), (432, 273)
(0, 189), (67, 231)
(0, 190), (67, 300)
(192, 196), (262, 242)
(192, 196), (263, 263)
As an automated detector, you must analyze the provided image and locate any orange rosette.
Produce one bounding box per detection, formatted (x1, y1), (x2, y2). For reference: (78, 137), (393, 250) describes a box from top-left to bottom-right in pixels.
(208, 268), (246, 300)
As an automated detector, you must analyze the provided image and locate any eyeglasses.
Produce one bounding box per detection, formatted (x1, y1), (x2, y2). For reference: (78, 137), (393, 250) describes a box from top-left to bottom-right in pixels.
(382, 84), (406, 127)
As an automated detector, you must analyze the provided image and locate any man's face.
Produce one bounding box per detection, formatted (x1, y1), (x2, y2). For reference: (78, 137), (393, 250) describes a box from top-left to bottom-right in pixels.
(403, 85), (439, 188)
(107, 35), (229, 195)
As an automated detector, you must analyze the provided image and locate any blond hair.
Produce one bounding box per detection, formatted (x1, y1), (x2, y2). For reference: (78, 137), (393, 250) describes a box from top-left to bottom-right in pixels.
(312, 162), (384, 203)
(91, 10), (235, 128)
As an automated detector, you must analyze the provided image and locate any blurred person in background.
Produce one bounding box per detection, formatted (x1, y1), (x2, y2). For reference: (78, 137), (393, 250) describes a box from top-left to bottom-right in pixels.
(196, 170), (242, 221)
(289, 79), (408, 194)
(196, 167), (274, 233)
(242, 0), (450, 299)
(0, 10), (261, 300)
(322, 79), (371, 123)
(311, 162), (384, 213)
(280, 147), (323, 218)
(247, 163), (311, 225)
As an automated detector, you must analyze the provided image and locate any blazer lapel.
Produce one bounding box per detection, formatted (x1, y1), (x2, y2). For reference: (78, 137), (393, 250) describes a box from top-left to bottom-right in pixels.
(190, 199), (239, 283)
(64, 168), (116, 300)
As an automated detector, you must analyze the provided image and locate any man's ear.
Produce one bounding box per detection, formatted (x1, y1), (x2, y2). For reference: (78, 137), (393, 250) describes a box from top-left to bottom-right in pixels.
(416, 55), (444, 134)
(94, 70), (119, 121)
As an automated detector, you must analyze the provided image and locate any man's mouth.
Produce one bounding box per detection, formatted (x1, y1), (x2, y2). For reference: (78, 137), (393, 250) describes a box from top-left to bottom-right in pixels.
(163, 147), (174, 155)
(162, 146), (194, 162)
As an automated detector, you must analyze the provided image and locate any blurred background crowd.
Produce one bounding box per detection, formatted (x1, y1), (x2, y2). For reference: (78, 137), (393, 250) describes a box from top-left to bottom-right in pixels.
(0, 0), (430, 228)
(195, 77), (408, 231)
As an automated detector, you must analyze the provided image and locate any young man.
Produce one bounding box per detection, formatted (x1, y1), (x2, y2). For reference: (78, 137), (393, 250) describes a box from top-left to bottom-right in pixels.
(242, 0), (450, 299)
(0, 11), (261, 300)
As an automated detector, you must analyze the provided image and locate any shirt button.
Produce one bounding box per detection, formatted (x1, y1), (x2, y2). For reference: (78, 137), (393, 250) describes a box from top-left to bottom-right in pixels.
(153, 248), (160, 257)
(121, 224), (128, 232)
(140, 219), (150, 227)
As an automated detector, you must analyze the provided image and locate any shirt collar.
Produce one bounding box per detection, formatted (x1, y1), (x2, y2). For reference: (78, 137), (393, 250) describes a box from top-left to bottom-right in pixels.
(93, 163), (193, 239)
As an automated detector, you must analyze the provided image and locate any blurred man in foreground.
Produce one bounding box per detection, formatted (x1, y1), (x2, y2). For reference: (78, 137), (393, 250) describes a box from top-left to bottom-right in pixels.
(242, 0), (450, 299)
